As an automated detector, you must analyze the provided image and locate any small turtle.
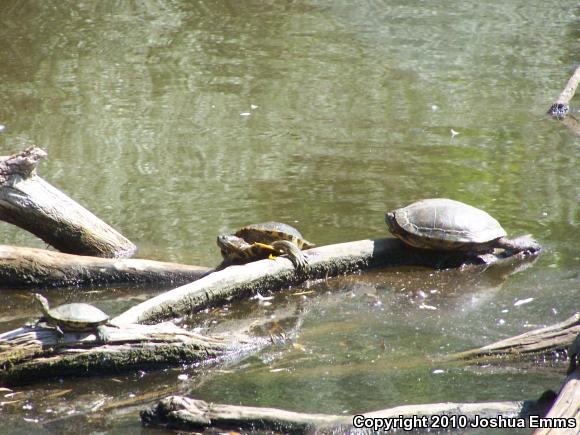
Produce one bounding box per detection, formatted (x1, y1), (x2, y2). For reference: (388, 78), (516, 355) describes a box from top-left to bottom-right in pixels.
(33, 293), (116, 343)
(217, 222), (315, 271)
(386, 198), (540, 253)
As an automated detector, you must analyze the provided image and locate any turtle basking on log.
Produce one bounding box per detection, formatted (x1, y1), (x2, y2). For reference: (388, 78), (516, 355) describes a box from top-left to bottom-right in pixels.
(33, 293), (116, 343)
(217, 222), (315, 271)
(386, 199), (540, 254)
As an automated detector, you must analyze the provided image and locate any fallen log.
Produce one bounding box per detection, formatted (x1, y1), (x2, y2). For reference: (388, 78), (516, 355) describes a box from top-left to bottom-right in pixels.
(140, 395), (532, 433)
(0, 146), (137, 258)
(112, 236), (540, 325)
(0, 244), (211, 288)
(451, 313), (580, 362)
(0, 322), (252, 386)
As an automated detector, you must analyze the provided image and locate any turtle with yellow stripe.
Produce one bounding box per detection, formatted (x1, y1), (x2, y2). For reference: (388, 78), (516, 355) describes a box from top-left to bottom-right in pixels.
(217, 221), (314, 271)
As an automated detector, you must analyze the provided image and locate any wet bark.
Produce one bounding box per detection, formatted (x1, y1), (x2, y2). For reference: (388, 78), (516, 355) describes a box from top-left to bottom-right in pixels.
(112, 236), (540, 325)
(451, 313), (580, 362)
(140, 395), (530, 433)
(0, 146), (137, 258)
(0, 244), (211, 288)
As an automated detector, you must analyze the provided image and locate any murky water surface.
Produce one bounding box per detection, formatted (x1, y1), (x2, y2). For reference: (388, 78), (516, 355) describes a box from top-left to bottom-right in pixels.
(0, 1), (578, 433)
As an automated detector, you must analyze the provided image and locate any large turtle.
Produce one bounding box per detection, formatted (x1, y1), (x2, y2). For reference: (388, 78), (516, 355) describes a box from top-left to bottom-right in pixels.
(385, 198), (539, 253)
(217, 222), (315, 271)
(33, 293), (115, 343)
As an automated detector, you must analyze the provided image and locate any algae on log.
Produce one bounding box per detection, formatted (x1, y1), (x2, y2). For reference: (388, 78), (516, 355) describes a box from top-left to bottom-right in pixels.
(0, 244), (211, 288)
(0, 323), (247, 386)
(141, 395), (528, 433)
(0, 147), (137, 258)
(113, 236), (540, 326)
(451, 313), (580, 363)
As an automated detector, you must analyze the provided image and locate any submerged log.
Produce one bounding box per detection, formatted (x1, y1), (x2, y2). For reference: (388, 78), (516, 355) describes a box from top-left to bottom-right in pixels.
(141, 395), (531, 433)
(0, 244), (211, 288)
(0, 322), (250, 386)
(451, 313), (580, 362)
(0, 147), (137, 258)
(113, 236), (540, 325)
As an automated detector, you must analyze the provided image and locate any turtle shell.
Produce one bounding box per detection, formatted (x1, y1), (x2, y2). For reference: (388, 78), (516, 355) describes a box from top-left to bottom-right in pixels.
(386, 198), (507, 251)
(46, 303), (110, 331)
(235, 222), (315, 249)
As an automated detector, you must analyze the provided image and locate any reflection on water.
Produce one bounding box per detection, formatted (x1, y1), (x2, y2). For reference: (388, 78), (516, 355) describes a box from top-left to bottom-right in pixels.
(0, 0), (578, 433)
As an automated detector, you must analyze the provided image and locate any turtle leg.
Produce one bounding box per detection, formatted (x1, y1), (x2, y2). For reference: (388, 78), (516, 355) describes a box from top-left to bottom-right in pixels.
(53, 325), (65, 344)
(254, 242), (276, 250)
(251, 242), (279, 261)
(271, 240), (308, 271)
(96, 325), (110, 344)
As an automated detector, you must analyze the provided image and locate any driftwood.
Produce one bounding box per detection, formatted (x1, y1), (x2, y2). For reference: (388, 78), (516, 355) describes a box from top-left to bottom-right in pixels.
(451, 313), (580, 362)
(0, 147), (137, 258)
(0, 322), (251, 386)
(141, 395), (534, 433)
(0, 244), (211, 288)
(112, 237), (539, 325)
(547, 66), (580, 134)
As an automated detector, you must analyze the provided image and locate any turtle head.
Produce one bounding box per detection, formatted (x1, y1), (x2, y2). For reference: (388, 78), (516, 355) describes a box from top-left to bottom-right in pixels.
(217, 234), (249, 259)
(385, 212), (398, 232)
(33, 293), (50, 315)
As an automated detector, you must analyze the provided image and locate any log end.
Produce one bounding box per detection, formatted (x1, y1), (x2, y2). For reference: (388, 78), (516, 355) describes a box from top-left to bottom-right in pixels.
(547, 103), (569, 120)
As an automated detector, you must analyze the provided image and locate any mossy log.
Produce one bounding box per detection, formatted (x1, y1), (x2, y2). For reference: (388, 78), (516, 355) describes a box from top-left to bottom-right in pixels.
(451, 313), (580, 362)
(0, 244), (211, 288)
(141, 395), (531, 433)
(0, 322), (248, 386)
(0, 146), (137, 258)
(113, 236), (540, 326)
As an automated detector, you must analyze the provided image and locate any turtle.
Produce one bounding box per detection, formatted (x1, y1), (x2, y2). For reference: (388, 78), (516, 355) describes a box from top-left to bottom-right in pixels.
(385, 198), (540, 253)
(217, 221), (315, 271)
(33, 293), (116, 343)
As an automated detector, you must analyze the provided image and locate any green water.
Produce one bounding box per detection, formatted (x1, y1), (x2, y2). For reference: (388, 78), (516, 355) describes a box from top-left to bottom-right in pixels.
(0, 0), (578, 433)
